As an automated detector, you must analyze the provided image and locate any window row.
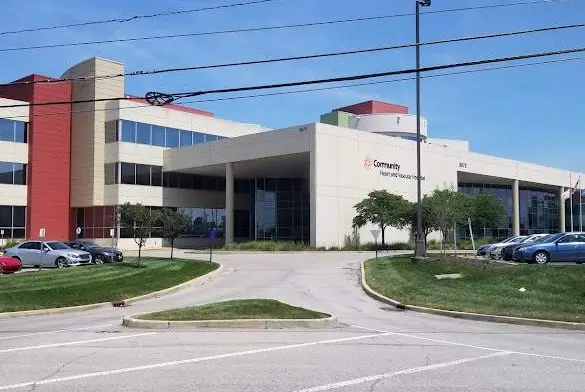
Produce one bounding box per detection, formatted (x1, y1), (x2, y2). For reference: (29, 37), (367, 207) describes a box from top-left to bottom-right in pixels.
(0, 119), (27, 143)
(105, 162), (251, 193)
(0, 162), (27, 185)
(106, 120), (226, 148)
(0, 205), (26, 239)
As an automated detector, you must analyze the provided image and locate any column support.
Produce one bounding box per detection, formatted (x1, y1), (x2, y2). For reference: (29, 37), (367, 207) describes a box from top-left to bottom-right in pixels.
(512, 179), (520, 236)
(559, 186), (566, 233)
(225, 163), (234, 246)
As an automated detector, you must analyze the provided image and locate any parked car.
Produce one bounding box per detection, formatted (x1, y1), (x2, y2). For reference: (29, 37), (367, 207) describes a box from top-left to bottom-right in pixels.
(4, 241), (91, 268)
(477, 236), (521, 256)
(514, 232), (585, 264)
(489, 236), (529, 259)
(0, 255), (22, 274)
(500, 234), (550, 261)
(65, 241), (123, 264)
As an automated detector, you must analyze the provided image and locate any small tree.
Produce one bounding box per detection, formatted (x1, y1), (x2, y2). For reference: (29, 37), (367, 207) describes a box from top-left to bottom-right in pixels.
(352, 190), (412, 245)
(119, 203), (157, 263)
(469, 193), (507, 236)
(159, 208), (191, 259)
(410, 194), (441, 246)
(429, 187), (472, 256)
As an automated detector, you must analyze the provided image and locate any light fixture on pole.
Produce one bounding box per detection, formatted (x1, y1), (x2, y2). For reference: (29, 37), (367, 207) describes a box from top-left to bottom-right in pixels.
(414, 0), (431, 259)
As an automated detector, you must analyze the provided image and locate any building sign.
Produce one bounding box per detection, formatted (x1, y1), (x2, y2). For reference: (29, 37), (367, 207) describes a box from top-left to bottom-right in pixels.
(363, 156), (425, 181)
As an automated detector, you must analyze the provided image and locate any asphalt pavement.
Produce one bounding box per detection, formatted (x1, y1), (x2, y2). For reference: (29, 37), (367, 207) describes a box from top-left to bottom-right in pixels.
(1, 250), (584, 392)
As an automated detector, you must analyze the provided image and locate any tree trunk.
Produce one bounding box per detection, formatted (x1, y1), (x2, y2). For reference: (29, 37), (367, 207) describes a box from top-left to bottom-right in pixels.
(381, 226), (386, 246)
(170, 239), (174, 259)
(138, 245), (142, 264)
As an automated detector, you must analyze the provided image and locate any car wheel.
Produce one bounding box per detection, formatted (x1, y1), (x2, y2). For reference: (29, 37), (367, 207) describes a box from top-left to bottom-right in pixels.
(55, 257), (69, 268)
(534, 251), (549, 265)
(93, 254), (105, 265)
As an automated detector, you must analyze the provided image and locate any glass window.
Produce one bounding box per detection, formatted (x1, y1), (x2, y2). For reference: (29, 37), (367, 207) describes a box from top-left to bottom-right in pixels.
(0, 119), (14, 142)
(151, 166), (162, 187)
(165, 128), (179, 148)
(193, 132), (205, 144)
(152, 126), (165, 147)
(14, 121), (27, 143)
(179, 173), (193, 189)
(104, 163), (118, 185)
(179, 130), (192, 147)
(136, 164), (151, 185)
(205, 134), (218, 142)
(136, 122), (151, 145)
(0, 206), (11, 227)
(121, 121), (136, 143)
(13, 163), (26, 185)
(105, 121), (118, 143)
(120, 163), (136, 184)
(0, 162), (12, 184)
(12, 228), (25, 238)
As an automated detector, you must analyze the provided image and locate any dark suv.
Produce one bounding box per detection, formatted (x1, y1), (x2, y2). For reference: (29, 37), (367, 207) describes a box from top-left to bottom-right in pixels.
(65, 241), (123, 264)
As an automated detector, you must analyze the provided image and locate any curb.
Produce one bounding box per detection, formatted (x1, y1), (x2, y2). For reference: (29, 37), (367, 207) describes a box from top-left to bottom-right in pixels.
(360, 259), (585, 331)
(122, 314), (339, 330)
(0, 262), (223, 320)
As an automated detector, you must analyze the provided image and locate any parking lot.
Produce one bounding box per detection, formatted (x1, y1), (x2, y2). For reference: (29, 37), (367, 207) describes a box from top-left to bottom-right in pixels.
(1, 250), (585, 392)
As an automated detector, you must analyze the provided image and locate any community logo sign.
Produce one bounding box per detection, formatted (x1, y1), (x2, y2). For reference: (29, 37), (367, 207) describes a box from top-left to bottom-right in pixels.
(363, 156), (424, 181)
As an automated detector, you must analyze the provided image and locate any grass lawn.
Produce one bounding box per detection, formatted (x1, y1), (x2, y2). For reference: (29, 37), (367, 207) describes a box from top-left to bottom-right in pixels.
(365, 256), (585, 322)
(0, 258), (218, 312)
(138, 299), (330, 321)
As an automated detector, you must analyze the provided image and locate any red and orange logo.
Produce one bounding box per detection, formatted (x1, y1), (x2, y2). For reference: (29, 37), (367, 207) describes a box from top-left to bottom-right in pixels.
(363, 157), (373, 170)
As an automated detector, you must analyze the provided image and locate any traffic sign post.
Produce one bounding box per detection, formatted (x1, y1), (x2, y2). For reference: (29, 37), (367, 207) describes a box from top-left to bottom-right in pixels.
(39, 228), (46, 270)
(0, 229), (4, 250)
(110, 228), (115, 263)
(209, 228), (217, 263)
(370, 229), (381, 260)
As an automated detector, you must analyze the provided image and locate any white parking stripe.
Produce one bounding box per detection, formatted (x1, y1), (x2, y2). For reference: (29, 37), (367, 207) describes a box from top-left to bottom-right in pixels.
(292, 351), (512, 392)
(351, 325), (585, 364)
(0, 324), (114, 341)
(0, 331), (395, 390)
(0, 332), (155, 354)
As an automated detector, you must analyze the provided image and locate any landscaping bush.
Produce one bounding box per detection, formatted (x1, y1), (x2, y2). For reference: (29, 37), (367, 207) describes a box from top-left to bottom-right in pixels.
(427, 239), (440, 250)
(359, 242), (413, 251)
(342, 231), (361, 250)
(224, 241), (312, 251)
(2, 240), (19, 251)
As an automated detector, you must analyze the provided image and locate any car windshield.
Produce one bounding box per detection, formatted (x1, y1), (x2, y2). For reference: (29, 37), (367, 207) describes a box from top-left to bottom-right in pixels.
(542, 233), (565, 242)
(81, 242), (100, 248)
(500, 236), (517, 243)
(45, 242), (70, 250)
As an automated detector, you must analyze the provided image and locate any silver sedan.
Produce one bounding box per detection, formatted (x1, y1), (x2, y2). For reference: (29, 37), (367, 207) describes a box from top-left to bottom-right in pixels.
(4, 241), (92, 268)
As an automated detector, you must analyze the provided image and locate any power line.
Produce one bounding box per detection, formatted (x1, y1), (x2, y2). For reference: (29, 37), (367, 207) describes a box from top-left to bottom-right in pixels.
(2, 54), (585, 121)
(0, 0), (285, 36)
(3, 20), (584, 87)
(142, 44), (585, 105)
(2, 45), (585, 110)
(0, 0), (574, 53)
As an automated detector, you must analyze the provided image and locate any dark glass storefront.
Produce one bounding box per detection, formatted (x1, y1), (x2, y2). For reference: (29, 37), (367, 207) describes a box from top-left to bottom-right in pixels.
(458, 183), (559, 238)
(254, 178), (310, 243)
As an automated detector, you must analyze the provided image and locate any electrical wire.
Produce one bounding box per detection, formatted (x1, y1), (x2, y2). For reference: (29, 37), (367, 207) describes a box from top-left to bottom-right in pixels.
(2, 53), (585, 122)
(1, 46), (585, 112)
(0, 0), (574, 53)
(0, 0), (285, 36)
(2, 20), (584, 87)
(143, 45), (585, 104)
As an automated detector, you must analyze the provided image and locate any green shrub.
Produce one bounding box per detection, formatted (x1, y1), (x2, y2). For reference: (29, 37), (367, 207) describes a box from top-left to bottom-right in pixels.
(360, 242), (412, 251)
(2, 240), (19, 251)
(223, 241), (311, 251)
(328, 246), (340, 251)
(342, 231), (361, 250)
(427, 239), (440, 250)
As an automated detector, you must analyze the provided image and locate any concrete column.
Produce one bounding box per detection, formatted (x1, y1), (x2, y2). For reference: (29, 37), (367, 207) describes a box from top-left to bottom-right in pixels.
(559, 186), (566, 233)
(512, 179), (520, 236)
(225, 163), (234, 245)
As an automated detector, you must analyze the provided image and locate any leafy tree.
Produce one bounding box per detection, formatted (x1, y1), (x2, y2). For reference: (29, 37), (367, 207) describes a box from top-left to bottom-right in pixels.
(159, 208), (191, 259)
(428, 187), (472, 254)
(469, 193), (507, 235)
(352, 190), (412, 245)
(119, 203), (158, 263)
(410, 195), (441, 246)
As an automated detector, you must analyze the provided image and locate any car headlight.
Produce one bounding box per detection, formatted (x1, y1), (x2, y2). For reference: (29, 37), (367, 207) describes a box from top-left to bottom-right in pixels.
(102, 251), (112, 255)
(66, 253), (81, 258)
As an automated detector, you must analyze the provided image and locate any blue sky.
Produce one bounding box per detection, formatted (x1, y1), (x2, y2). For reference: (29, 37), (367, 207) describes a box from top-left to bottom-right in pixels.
(1, 0), (584, 171)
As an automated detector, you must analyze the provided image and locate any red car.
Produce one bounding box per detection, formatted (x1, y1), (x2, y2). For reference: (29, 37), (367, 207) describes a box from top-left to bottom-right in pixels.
(0, 255), (22, 274)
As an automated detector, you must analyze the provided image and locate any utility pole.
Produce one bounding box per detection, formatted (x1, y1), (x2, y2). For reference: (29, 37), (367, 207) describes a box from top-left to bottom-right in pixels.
(414, 0), (432, 260)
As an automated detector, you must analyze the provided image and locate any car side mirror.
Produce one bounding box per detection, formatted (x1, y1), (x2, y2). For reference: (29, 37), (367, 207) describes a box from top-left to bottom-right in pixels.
(43, 248), (50, 253)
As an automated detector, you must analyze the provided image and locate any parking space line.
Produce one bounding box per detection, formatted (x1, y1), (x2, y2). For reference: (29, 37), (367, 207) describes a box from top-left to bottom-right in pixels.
(291, 351), (512, 392)
(0, 324), (114, 341)
(351, 325), (585, 364)
(0, 331), (397, 390)
(0, 332), (155, 354)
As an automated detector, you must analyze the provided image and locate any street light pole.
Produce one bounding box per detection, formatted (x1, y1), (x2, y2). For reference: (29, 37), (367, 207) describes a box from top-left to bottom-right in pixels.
(414, 0), (431, 260)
